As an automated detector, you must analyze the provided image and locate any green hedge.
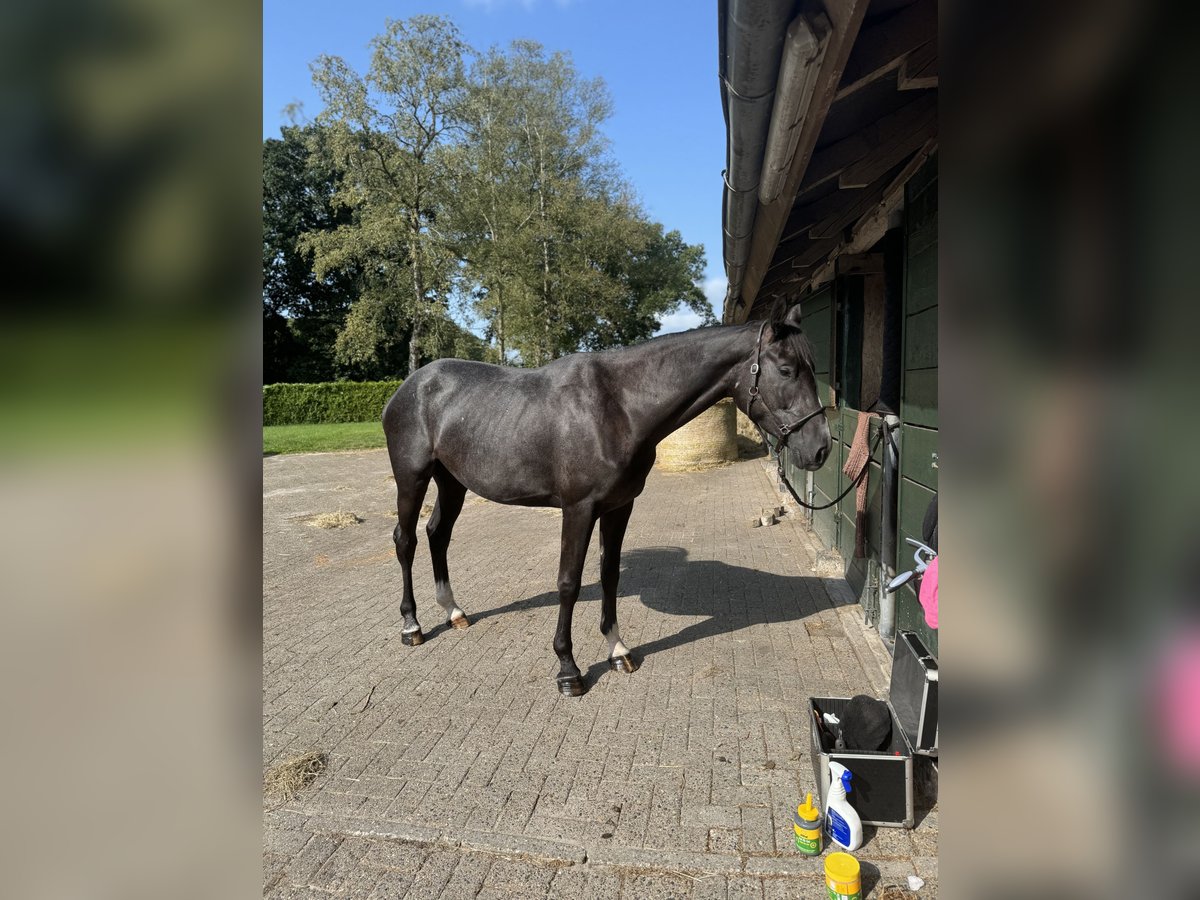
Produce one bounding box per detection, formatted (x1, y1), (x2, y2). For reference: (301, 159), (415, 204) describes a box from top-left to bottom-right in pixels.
(263, 381), (402, 426)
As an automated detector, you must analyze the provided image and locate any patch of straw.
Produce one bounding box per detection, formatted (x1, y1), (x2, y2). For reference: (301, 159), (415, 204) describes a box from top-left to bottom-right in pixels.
(307, 511), (363, 529)
(264, 750), (328, 801)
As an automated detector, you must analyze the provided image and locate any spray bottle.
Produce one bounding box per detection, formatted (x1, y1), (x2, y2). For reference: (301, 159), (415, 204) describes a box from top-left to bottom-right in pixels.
(824, 761), (863, 852)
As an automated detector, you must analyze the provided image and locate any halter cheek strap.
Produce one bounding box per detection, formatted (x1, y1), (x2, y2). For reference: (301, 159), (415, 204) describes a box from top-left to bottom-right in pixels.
(746, 321), (826, 444)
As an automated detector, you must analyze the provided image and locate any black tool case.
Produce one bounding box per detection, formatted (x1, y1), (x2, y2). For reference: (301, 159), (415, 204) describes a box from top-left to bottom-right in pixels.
(809, 631), (938, 829)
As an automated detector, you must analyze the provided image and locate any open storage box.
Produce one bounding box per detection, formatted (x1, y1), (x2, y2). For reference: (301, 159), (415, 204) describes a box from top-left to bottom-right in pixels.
(809, 631), (938, 829)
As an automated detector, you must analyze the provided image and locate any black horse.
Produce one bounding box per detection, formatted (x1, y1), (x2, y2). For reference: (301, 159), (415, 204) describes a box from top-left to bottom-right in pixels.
(382, 304), (831, 696)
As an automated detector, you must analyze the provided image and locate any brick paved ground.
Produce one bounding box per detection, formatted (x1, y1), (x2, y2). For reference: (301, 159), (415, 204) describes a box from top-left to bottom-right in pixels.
(264, 450), (938, 898)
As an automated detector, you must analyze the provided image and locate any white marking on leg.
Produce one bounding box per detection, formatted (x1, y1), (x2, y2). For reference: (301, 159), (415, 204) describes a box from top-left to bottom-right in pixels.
(605, 626), (630, 659)
(436, 582), (467, 623)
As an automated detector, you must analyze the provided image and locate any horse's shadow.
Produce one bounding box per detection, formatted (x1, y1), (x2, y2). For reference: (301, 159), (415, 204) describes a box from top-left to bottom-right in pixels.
(466, 545), (852, 688)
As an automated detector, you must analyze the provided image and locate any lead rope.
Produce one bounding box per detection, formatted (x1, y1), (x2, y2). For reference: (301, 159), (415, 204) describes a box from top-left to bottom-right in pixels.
(773, 429), (884, 511)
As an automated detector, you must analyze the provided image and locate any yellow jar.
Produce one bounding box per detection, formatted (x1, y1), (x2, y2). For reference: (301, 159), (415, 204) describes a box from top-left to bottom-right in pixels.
(824, 851), (862, 900)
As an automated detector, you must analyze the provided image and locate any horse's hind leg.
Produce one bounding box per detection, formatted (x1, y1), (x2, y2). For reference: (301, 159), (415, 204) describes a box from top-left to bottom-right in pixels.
(599, 501), (637, 673)
(392, 468), (431, 646)
(428, 463), (469, 629)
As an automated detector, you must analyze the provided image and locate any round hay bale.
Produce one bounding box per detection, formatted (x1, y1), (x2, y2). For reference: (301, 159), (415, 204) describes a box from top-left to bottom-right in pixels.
(656, 399), (739, 471)
(735, 407), (765, 457)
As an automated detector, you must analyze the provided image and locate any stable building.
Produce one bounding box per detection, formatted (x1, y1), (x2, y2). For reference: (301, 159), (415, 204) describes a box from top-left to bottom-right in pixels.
(718, 0), (938, 655)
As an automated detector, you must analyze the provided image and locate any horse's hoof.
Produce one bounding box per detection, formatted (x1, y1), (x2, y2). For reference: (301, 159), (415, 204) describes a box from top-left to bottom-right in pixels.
(556, 675), (587, 697)
(609, 653), (639, 674)
(449, 614), (470, 630)
(401, 629), (424, 646)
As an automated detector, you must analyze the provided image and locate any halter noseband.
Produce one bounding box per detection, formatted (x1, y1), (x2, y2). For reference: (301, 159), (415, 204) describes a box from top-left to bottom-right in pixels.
(746, 321), (826, 444)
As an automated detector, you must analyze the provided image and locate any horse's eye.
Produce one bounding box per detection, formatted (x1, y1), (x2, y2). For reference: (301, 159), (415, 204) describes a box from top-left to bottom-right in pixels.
(779, 366), (793, 377)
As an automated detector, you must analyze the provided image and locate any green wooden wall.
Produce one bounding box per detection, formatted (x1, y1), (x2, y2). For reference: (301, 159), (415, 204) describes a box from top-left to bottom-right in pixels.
(806, 286), (835, 406)
(797, 285), (839, 549)
(798, 276), (887, 598)
(896, 155), (938, 656)
(780, 156), (938, 659)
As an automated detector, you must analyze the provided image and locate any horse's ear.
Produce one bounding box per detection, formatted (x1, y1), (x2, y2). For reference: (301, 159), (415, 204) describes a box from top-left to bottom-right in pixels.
(767, 301), (803, 341)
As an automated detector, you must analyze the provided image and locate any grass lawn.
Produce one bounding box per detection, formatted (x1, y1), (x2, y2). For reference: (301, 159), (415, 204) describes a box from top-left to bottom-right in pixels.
(263, 421), (386, 455)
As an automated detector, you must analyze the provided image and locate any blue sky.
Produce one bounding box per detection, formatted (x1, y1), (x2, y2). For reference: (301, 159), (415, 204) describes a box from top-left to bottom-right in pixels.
(264, 0), (727, 333)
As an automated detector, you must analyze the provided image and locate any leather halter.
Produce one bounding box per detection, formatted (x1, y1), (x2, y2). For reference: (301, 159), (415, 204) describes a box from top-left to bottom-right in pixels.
(746, 321), (826, 445)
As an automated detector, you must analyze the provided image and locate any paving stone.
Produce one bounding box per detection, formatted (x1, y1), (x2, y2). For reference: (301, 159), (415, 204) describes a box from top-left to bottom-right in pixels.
(546, 865), (590, 900)
(692, 874), (728, 900)
(267, 885), (343, 899)
(726, 876), (765, 900)
(911, 875), (938, 897)
(477, 858), (557, 897)
(365, 874), (414, 899)
(580, 868), (624, 899)
(287, 834), (342, 886)
(742, 856), (824, 877)
(688, 804), (742, 828)
(708, 827), (740, 853)
(439, 853), (492, 897)
(308, 814), (444, 847)
(620, 872), (693, 900)
(588, 844), (743, 876)
(761, 876), (826, 899)
(400, 848), (459, 899)
(362, 840), (428, 874)
(739, 806), (776, 853)
(264, 826), (314, 859)
(912, 855), (938, 879)
(458, 828), (586, 864)
(310, 839), (377, 893)
(263, 452), (937, 899)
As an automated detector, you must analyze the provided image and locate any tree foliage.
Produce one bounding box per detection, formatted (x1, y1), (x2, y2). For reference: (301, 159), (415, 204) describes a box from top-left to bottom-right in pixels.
(302, 16), (468, 377)
(266, 16), (714, 380)
(262, 125), (361, 382)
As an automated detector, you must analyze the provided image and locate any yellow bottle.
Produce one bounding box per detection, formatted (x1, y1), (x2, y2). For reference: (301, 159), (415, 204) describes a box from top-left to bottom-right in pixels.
(825, 851), (862, 900)
(793, 792), (822, 855)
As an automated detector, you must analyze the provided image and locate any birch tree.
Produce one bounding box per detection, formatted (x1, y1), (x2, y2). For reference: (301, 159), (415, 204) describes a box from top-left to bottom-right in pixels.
(300, 16), (468, 376)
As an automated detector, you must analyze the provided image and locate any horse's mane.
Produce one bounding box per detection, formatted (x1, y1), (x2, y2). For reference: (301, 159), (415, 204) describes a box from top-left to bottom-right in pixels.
(584, 320), (816, 373)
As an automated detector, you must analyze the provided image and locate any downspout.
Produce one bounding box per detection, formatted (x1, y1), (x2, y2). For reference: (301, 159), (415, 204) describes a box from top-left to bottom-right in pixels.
(719, 0), (793, 316)
(878, 414), (901, 640)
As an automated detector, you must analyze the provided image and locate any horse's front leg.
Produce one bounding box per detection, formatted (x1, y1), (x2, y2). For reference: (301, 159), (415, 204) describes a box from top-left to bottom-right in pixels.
(599, 501), (637, 673)
(553, 503), (596, 697)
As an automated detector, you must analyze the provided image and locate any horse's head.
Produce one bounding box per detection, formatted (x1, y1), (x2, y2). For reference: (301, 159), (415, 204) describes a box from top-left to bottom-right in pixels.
(743, 303), (832, 471)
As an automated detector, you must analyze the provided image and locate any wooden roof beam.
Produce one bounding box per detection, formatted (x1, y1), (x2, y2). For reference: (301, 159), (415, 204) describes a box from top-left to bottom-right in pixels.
(808, 139), (937, 287)
(799, 91), (937, 193)
(899, 40), (938, 90)
(776, 185), (864, 257)
(810, 163), (908, 238)
(838, 100), (936, 188)
(836, 252), (885, 276)
(760, 128), (933, 300)
(835, 0), (937, 101)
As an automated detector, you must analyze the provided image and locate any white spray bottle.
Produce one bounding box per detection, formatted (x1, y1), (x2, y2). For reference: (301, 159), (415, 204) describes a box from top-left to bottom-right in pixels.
(825, 761), (863, 852)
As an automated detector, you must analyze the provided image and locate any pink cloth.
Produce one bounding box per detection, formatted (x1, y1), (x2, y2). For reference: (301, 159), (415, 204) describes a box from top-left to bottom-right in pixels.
(1156, 628), (1200, 777)
(918, 556), (938, 629)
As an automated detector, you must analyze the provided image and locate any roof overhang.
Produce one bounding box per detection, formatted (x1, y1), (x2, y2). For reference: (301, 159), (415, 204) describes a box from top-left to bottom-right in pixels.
(720, 0), (938, 323)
